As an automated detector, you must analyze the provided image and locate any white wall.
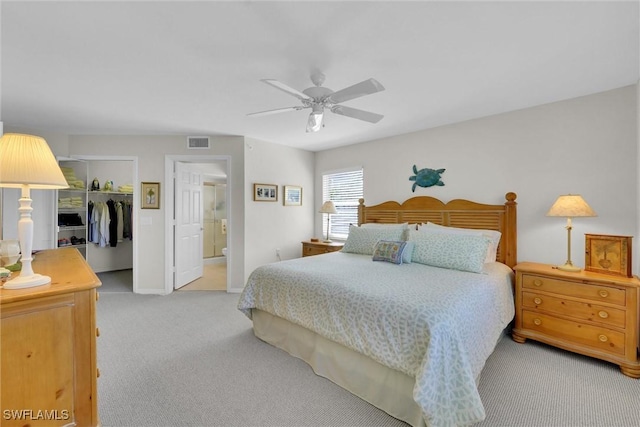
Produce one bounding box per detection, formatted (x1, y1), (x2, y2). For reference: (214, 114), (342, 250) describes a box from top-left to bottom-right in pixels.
(244, 137), (315, 282)
(316, 85), (638, 273)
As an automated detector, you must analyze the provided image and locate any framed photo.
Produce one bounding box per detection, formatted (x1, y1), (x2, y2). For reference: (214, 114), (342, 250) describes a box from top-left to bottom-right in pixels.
(253, 183), (278, 202)
(141, 182), (160, 209)
(585, 234), (632, 277)
(284, 185), (302, 206)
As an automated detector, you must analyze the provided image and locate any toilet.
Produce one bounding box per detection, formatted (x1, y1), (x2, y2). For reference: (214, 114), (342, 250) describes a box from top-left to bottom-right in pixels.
(221, 247), (227, 257)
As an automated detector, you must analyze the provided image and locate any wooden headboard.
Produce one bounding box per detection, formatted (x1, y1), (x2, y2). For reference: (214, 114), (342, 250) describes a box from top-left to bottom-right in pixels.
(358, 192), (517, 268)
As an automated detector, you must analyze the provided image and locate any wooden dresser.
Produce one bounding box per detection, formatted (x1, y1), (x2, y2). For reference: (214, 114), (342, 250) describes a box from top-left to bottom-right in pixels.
(1, 248), (101, 426)
(512, 262), (640, 378)
(301, 240), (344, 257)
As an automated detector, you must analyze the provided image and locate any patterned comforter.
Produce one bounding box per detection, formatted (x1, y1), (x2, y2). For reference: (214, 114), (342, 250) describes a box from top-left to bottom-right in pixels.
(237, 251), (514, 426)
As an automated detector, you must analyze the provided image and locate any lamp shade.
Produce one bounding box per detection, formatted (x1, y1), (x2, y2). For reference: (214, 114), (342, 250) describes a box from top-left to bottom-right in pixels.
(0, 133), (68, 189)
(319, 201), (337, 214)
(546, 194), (596, 218)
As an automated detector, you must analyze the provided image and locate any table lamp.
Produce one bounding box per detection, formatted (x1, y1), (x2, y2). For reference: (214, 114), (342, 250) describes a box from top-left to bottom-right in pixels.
(319, 201), (338, 242)
(546, 194), (596, 272)
(0, 133), (69, 289)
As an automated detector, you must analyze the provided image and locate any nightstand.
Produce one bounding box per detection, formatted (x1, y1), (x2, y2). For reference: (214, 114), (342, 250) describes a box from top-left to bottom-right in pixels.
(512, 262), (640, 378)
(301, 240), (344, 257)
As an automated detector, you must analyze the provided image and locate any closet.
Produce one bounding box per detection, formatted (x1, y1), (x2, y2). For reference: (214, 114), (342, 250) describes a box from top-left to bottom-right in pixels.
(56, 158), (134, 274)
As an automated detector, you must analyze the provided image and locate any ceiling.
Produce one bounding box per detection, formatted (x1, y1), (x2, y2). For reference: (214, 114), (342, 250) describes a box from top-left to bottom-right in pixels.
(2, 1), (638, 152)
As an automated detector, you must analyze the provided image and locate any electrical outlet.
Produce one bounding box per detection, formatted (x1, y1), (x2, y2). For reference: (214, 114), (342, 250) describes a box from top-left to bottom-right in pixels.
(276, 248), (281, 257)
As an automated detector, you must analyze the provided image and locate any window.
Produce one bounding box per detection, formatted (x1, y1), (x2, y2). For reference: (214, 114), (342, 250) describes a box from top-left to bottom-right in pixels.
(322, 168), (363, 240)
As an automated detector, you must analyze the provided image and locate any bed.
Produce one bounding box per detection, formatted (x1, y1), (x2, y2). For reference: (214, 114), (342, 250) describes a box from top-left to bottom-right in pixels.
(238, 193), (518, 427)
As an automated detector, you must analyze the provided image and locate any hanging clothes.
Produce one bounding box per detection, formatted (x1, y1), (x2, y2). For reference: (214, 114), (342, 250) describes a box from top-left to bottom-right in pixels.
(106, 199), (118, 247)
(116, 201), (124, 243)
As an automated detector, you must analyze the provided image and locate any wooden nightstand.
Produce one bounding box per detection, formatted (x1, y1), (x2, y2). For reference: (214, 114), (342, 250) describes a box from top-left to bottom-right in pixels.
(302, 240), (344, 257)
(512, 262), (640, 378)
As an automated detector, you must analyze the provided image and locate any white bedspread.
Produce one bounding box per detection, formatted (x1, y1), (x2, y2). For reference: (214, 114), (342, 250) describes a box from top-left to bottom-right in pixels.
(237, 251), (514, 426)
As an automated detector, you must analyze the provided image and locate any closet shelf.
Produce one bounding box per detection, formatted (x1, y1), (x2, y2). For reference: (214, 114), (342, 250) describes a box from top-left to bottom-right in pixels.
(58, 226), (87, 232)
(89, 191), (133, 196)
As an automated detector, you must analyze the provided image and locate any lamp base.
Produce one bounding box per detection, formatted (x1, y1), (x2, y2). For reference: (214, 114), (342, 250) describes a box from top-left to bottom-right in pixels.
(3, 273), (51, 289)
(323, 239), (333, 243)
(556, 262), (581, 272)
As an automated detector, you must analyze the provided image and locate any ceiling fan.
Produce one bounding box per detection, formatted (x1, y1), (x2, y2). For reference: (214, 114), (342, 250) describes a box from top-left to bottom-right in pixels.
(247, 72), (385, 133)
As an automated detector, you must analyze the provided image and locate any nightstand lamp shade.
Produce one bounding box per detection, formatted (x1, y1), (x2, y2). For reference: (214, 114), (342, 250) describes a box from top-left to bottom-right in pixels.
(546, 194), (597, 272)
(0, 133), (69, 289)
(319, 201), (338, 243)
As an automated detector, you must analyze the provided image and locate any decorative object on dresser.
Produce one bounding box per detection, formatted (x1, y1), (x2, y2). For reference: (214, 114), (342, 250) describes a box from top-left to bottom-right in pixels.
(319, 201), (338, 242)
(0, 133), (69, 289)
(585, 234), (632, 278)
(512, 262), (640, 378)
(1, 248), (101, 426)
(301, 240), (344, 257)
(141, 181), (160, 209)
(283, 185), (302, 206)
(253, 183), (277, 202)
(546, 194), (597, 272)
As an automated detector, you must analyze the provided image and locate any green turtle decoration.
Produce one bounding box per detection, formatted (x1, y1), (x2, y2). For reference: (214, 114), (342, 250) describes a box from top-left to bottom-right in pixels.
(409, 165), (445, 192)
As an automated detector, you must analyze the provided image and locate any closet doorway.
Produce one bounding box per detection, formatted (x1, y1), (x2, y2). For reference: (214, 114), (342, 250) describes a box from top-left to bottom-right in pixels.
(73, 155), (138, 293)
(164, 155), (230, 293)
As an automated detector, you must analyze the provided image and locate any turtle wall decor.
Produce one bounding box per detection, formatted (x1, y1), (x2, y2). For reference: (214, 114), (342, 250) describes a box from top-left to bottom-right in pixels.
(409, 165), (445, 192)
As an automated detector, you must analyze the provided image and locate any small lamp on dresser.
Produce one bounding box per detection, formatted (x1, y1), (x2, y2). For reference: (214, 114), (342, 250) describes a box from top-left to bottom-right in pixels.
(319, 201), (338, 243)
(546, 194), (597, 272)
(0, 133), (69, 289)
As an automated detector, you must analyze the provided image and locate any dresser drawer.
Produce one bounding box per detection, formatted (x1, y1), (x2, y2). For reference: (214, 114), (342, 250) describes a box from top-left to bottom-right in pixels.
(522, 310), (626, 356)
(522, 291), (626, 329)
(522, 274), (626, 306)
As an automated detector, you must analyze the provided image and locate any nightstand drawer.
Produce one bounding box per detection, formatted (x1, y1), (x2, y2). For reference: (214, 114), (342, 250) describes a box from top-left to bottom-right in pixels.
(522, 274), (626, 306)
(522, 310), (626, 356)
(522, 291), (626, 329)
(304, 246), (330, 256)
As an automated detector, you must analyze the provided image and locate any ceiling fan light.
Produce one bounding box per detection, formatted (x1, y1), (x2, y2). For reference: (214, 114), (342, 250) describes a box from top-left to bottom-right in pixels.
(306, 107), (324, 133)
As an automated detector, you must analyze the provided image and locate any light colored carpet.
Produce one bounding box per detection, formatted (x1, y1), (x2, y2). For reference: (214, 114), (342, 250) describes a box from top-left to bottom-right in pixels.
(96, 292), (640, 427)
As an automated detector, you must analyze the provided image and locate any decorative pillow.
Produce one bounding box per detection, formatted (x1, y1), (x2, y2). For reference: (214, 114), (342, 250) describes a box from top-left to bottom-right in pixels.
(372, 240), (408, 265)
(422, 222), (501, 263)
(342, 225), (406, 255)
(409, 229), (491, 273)
(401, 241), (414, 264)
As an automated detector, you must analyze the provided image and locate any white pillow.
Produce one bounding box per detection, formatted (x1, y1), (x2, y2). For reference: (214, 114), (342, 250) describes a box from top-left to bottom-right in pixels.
(421, 222), (501, 263)
(342, 225), (406, 255)
(360, 223), (410, 241)
(409, 229), (491, 273)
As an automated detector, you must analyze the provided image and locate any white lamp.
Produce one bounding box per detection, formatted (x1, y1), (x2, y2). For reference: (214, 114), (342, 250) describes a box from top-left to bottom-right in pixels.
(306, 105), (324, 133)
(546, 194), (597, 272)
(319, 201), (338, 243)
(0, 133), (69, 289)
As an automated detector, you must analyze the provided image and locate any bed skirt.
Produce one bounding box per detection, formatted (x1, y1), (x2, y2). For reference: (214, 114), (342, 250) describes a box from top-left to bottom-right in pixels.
(252, 309), (427, 427)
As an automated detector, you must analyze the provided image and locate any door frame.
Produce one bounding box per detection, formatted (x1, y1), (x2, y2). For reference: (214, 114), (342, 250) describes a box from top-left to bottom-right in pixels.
(164, 155), (231, 294)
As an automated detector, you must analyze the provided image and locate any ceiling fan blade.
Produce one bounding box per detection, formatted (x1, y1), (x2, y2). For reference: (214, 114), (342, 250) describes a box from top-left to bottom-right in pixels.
(331, 105), (383, 123)
(261, 79), (312, 101)
(247, 106), (306, 117)
(327, 78), (385, 104)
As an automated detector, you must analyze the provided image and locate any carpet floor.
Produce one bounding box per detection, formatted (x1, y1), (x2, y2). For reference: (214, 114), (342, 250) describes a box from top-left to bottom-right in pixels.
(96, 291), (640, 427)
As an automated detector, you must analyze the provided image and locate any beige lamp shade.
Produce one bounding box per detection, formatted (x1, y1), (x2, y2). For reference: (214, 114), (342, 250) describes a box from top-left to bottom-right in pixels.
(546, 194), (597, 218)
(319, 201), (338, 214)
(0, 133), (68, 189)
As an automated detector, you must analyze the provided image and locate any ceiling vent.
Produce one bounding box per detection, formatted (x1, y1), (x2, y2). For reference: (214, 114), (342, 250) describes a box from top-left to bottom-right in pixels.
(187, 136), (210, 149)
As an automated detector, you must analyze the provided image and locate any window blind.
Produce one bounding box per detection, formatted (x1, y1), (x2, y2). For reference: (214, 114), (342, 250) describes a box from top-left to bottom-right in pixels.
(322, 169), (363, 240)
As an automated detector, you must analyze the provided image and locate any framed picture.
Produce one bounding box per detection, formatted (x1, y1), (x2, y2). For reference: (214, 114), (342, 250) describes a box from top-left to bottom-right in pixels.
(253, 183), (278, 202)
(585, 234), (632, 277)
(141, 182), (160, 209)
(284, 185), (302, 206)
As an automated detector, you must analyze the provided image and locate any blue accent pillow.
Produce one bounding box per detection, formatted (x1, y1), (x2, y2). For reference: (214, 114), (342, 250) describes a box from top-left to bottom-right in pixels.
(372, 240), (408, 265)
(409, 230), (491, 273)
(342, 225), (406, 255)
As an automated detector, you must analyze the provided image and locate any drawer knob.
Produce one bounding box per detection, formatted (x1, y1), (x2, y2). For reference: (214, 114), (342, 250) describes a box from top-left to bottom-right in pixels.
(598, 311), (609, 319)
(533, 279), (543, 287)
(598, 334), (608, 343)
(533, 297), (542, 305)
(533, 318), (542, 326)
(598, 290), (609, 298)
(96, 327), (100, 337)
(97, 368), (101, 378)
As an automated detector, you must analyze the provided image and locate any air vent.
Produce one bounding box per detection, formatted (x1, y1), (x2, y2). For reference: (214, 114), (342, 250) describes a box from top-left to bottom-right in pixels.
(187, 136), (210, 149)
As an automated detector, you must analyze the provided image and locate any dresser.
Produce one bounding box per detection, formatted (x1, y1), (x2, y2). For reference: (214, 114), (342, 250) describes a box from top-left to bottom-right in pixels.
(1, 248), (101, 426)
(512, 262), (640, 378)
(301, 240), (344, 257)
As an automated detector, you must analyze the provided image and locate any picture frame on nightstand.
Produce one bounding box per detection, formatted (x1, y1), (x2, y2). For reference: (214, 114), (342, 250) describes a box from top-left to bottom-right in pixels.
(584, 233), (632, 277)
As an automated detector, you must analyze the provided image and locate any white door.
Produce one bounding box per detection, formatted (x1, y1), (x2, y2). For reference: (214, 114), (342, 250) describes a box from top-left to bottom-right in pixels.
(174, 162), (203, 289)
